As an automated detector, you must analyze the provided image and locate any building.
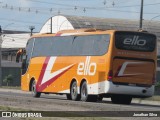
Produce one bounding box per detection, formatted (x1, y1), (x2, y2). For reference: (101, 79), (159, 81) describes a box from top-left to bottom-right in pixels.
(40, 15), (160, 36)
(2, 30), (30, 48)
(1, 30), (30, 86)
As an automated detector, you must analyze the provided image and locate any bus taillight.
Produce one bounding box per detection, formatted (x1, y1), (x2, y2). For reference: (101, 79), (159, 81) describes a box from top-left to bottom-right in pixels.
(108, 70), (113, 81)
(152, 73), (156, 85)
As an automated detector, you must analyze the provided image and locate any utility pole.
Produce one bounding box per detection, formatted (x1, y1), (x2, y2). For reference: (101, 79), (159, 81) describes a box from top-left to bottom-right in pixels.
(51, 17), (52, 33)
(0, 26), (2, 86)
(139, 0), (144, 30)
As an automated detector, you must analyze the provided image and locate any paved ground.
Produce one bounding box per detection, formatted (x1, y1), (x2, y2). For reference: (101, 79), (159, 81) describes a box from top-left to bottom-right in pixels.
(0, 88), (159, 120)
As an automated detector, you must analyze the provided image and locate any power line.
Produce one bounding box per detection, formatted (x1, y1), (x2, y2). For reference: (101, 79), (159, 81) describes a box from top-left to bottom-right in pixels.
(0, 3), (73, 15)
(23, 0), (137, 9)
(1, 3), (160, 15)
(115, 0), (138, 5)
(24, 0), (160, 9)
(24, 0), (75, 7)
(0, 0), (160, 25)
(109, 2), (160, 8)
(104, 8), (160, 15)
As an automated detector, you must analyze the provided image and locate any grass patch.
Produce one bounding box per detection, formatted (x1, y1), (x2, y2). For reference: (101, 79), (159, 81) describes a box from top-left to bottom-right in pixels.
(0, 105), (27, 111)
(135, 95), (160, 101)
(0, 86), (20, 90)
(143, 95), (160, 101)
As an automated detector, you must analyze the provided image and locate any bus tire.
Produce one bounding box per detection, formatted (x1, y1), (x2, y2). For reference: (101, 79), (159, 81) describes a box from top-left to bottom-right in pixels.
(97, 95), (103, 101)
(111, 95), (132, 105)
(70, 81), (80, 101)
(80, 81), (88, 101)
(31, 80), (41, 98)
(80, 81), (97, 102)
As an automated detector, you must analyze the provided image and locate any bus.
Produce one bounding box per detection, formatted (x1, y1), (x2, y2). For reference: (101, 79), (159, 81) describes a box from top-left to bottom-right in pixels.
(17, 29), (157, 104)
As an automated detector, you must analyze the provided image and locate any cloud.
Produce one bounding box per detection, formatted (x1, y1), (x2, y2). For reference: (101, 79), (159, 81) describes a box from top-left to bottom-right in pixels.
(19, 0), (31, 7)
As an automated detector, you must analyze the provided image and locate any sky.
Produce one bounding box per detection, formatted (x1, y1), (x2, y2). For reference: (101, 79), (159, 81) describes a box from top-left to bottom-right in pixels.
(0, 0), (160, 32)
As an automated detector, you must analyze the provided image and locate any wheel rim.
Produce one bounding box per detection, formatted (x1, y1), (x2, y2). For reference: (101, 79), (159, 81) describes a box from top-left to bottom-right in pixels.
(32, 82), (36, 95)
(81, 84), (87, 98)
(71, 83), (77, 99)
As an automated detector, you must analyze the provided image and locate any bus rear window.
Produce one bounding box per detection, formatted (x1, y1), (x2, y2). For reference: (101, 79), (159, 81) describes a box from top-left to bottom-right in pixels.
(115, 32), (156, 52)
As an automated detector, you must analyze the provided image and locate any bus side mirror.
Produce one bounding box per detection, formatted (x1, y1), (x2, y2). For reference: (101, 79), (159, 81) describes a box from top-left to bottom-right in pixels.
(16, 53), (21, 63)
(22, 54), (27, 68)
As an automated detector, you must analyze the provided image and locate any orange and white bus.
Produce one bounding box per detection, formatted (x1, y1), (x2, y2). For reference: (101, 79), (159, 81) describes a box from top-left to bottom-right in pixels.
(18, 29), (157, 104)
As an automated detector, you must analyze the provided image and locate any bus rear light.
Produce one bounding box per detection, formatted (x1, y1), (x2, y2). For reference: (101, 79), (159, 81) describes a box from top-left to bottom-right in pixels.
(108, 70), (113, 81)
(152, 73), (156, 85)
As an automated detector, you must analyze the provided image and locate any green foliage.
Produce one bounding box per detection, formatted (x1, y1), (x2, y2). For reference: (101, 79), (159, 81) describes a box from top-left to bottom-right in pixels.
(3, 74), (13, 86)
(155, 81), (160, 88)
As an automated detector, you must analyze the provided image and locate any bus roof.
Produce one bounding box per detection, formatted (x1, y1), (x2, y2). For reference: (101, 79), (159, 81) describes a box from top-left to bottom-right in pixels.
(55, 28), (114, 36)
(31, 33), (56, 38)
(29, 28), (154, 39)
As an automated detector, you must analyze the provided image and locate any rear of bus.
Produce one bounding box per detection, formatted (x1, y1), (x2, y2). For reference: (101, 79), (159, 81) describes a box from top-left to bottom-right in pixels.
(106, 31), (157, 104)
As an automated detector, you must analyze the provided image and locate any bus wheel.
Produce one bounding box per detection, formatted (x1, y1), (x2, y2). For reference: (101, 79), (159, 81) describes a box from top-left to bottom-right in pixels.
(70, 81), (80, 101)
(111, 95), (132, 105)
(97, 95), (103, 101)
(80, 81), (97, 102)
(31, 80), (41, 98)
(81, 81), (88, 101)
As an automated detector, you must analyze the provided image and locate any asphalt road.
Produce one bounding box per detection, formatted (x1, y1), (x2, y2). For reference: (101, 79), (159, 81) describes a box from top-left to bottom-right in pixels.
(0, 88), (159, 119)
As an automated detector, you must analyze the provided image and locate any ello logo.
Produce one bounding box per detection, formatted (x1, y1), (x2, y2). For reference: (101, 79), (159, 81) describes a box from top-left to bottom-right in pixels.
(77, 56), (97, 76)
(123, 36), (146, 46)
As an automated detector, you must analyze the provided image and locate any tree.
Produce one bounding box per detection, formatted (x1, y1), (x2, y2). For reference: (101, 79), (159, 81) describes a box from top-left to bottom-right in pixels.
(3, 74), (13, 86)
(155, 81), (160, 89)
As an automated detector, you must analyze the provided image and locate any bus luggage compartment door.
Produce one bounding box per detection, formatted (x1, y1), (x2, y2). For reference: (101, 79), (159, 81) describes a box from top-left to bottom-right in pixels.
(112, 58), (155, 86)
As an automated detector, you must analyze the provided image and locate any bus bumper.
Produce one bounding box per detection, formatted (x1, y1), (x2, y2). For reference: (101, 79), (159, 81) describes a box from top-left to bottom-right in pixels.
(105, 81), (154, 97)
